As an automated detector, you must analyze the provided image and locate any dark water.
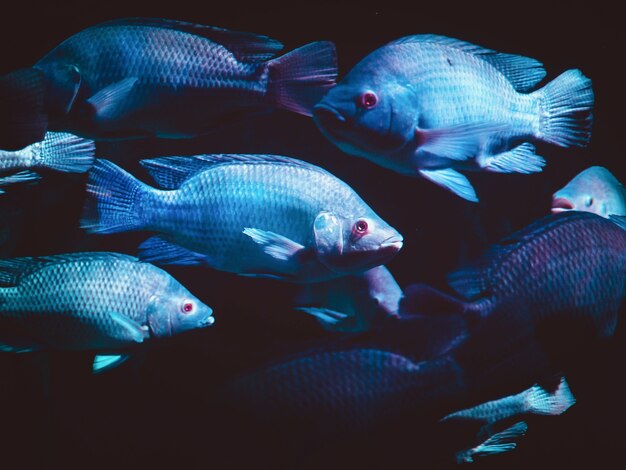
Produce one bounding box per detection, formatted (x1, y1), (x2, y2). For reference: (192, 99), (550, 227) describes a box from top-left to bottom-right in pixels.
(1, 2), (624, 469)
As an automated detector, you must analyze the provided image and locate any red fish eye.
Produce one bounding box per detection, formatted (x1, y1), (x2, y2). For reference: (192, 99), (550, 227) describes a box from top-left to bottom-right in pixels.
(182, 302), (194, 314)
(360, 92), (378, 109)
(354, 220), (368, 234)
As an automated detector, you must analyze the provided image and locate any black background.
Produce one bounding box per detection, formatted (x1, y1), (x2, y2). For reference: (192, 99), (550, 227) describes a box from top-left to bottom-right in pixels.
(0, 2), (624, 469)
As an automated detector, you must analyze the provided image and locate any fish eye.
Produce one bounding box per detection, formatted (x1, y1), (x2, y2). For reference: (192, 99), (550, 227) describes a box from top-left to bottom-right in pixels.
(359, 92), (378, 109)
(182, 301), (195, 314)
(353, 219), (369, 234)
(585, 196), (593, 207)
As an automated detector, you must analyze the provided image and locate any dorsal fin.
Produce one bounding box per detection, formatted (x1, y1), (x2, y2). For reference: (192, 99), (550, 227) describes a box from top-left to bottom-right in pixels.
(388, 34), (546, 92)
(140, 154), (330, 189)
(98, 18), (284, 62)
(0, 252), (137, 287)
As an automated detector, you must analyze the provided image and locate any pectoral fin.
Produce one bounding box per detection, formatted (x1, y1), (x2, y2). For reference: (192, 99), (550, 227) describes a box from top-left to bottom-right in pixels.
(106, 312), (148, 344)
(416, 122), (508, 161)
(242, 227), (305, 261)
(419, 168), (478, 202)
(87, 77), (138, 121)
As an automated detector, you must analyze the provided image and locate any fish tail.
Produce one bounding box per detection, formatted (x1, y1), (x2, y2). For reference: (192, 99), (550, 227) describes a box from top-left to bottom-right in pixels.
(535, 69), (594, 147)
(37, 132), (96, 173)
(267, 41), (338, 116)
(0, 68), (49, 150)
(81, 159), (151, 234)
(525, 377), (576, 416)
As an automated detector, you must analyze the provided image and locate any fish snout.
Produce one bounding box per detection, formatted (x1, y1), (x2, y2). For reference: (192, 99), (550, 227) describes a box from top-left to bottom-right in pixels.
(379, 232), (404, 254)
(551, 196), (575, 214)
(312, 104), (350, 138)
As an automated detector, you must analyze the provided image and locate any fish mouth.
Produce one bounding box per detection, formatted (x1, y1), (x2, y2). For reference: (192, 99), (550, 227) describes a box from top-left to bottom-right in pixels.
(312, 104), (351, 140)
(199, 315), (215, 327)
(551, 196), (574, 214)
(379, 233), (404, 252)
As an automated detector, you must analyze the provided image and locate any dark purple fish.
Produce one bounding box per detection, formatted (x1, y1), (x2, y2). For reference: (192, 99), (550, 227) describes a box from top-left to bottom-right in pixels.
(404, 211), (626, 340)
(0, 18), (337, 149)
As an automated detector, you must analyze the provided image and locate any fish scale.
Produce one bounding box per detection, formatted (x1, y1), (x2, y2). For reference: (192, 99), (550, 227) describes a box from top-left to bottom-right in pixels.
(156, 162), (368, 273)
(0, 252), (214, 351)
(314, 34), (594, 201)
(83, 155), (403, 282)
(448, 211), (626, 336)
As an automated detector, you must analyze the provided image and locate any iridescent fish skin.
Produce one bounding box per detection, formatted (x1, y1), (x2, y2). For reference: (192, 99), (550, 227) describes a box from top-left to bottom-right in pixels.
(295, 265), (402, 332)
(552, 166), (626, 217)
(81, 156), (403, 283)
(0, 252), (213, 351)
(0, 131), (95, 177)
(313, 35), (594, 201)
(0, 18), (337, 149)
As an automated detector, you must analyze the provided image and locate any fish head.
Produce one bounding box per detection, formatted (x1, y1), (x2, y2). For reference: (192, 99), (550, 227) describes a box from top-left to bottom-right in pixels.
(551, 166), (626, 218)
(313, 210), (403, 275)
(147, 280), (214, 337)
(312, 55), (417, 160)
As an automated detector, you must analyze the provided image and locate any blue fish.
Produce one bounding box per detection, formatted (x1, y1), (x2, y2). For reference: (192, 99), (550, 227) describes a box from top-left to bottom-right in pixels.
(552, 166), (626, 218)
(0, 252), (214, 372)
(313, 35), (594, 201)
(0, 18), (337, 149)
(81, 156), (403, 282)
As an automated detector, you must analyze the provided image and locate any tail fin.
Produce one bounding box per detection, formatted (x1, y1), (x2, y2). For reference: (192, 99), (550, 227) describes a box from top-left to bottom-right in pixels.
(267, 41), (337, 116)
(525, 376), (576, 416)
(535, 69), (594, 147)
(0, 68), (48, 150)
(81, 159), (150, 234)
(37, 132), (96, 173)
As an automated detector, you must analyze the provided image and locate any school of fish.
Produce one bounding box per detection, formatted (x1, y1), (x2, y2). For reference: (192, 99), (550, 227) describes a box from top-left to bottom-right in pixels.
(0, 16), (623, 466)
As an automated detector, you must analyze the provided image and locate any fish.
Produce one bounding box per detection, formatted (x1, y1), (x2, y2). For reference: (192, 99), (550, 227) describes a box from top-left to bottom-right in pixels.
(0, 252), (214, 372)
(0, 132), (95, 188)
(552, 166), (626, 217)
(0, 171), (41, 194)
(313, 34), (594, 202)
(81, 155), (403, 282)
(294, 265), (402, 332)
(0, 17), (337, 149)
(402, 212), (626, 340)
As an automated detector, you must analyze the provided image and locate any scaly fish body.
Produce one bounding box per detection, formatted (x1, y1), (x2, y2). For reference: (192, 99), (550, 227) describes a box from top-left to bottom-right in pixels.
(401, 212), (626, 338)
(82, 156), (403, 282)
(314, 35), (594, 201)
(0, 252), (213, 351)
(0, 18), (337, 148)
(552, 166), (626, 217)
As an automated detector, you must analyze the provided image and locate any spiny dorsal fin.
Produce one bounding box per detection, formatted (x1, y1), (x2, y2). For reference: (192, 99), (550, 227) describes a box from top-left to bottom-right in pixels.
(0, 252), (138, 287)
(140, 154), (331, 189)
(388, 34), (546, 92)
(98, 18), (284, 62)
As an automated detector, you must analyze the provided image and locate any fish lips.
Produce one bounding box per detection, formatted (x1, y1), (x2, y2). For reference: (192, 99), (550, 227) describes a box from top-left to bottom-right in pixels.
(313, 104), (351, 140)
(551, 196), (575, 214)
